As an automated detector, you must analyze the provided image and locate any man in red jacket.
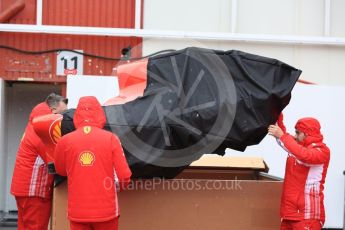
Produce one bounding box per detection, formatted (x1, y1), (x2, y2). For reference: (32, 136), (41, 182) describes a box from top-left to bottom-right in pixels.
(11, 93), (68, 230)
(54, 96), (132, 230)
(268, 116), (330, 230)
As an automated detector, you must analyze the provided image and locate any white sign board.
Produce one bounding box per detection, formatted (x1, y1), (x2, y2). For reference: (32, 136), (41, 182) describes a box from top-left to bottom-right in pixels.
(66, 75), (119, 109)
(57, 50), (83, 75)
(226, 83), (345, 228)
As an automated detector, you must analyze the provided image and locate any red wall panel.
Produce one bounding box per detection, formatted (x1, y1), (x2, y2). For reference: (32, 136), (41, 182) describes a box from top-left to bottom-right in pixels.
(0, 33), (142, 82)
(0, 0), (137, 27)
(0, 0), (143, 82)
(43, 0), (136, 28)
(0, 0), (36, 24)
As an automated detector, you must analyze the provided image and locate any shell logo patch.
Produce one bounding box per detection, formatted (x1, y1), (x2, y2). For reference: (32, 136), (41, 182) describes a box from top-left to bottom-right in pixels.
(79, 151), (95, 166)
(83, 126), (92, 134)
(49, 119), (62, 144)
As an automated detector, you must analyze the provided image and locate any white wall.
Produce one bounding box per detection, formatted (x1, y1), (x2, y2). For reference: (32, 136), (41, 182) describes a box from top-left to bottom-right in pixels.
(143, 0), (345, 86)
(144, 0), (232, 33)
(237, 0), (324, 36)
(331, 0), (345, 37)
(225, 84), (345, 228)
(144, 0), (326, 35)
(0, 79), (6, 211)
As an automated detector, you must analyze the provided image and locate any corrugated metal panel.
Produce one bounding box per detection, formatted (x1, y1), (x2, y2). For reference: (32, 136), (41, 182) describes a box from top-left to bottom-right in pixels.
(0, 0), (138, 27)
(0, 33), (143, 82)
(43, 0), (136, 28)
(0, 0), (36, 24)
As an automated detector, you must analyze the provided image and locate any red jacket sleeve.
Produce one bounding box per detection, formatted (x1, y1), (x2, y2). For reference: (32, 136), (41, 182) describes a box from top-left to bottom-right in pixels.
(111, 134), (132, 191)
(280, 134), (330, 164)
(53, 138), (67, 176)
(25, 124), (49, 164)
(277, 113), (286, 133)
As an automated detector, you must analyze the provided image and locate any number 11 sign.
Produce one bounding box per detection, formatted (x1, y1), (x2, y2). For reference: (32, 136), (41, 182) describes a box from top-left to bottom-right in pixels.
(56, 50), (83, 76)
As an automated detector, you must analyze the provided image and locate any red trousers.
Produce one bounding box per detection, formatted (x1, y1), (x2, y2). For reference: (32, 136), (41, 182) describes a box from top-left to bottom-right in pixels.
(15, 196), (52, 230)
(70, 218), (119, 230)
(281, 219), (323, 230)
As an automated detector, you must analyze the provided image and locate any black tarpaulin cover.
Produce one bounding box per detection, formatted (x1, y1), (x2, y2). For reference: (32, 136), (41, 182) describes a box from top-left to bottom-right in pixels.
(61, 47), (301, 178)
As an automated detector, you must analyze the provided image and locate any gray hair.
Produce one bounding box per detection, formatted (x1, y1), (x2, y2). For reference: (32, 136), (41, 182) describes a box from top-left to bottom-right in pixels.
(45, 93), (68, 108)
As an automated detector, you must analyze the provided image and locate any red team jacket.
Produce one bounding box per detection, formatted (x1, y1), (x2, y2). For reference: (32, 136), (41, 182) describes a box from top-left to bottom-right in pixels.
(11, 102), (54, 199)
(278, 117), (330, 223)
(54, 96), (132, 222)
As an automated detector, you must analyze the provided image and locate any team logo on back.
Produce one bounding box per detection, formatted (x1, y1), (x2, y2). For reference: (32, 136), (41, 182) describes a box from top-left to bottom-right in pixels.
(79, 151), (95, 166)
(83, 126), (92, 134)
